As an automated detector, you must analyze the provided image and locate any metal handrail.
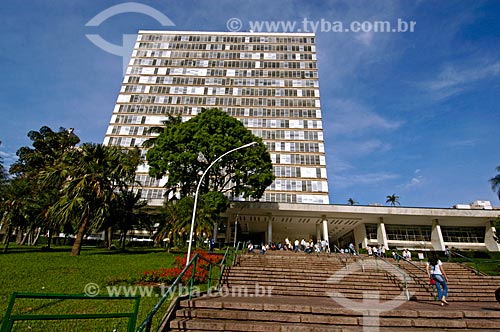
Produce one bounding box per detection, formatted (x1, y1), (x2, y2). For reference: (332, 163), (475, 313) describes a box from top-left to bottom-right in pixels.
(136, 251), (223, 332)
(359, 256), (365, 272)
(1, 293), (140, 332)
(375, 255), (410, 300)
(232, 241), (242, 266)
(216, 246), (232, 289)
(394, 252), (427, 273)
(449, 251), (492, 276)
(393, 252), (437, 301)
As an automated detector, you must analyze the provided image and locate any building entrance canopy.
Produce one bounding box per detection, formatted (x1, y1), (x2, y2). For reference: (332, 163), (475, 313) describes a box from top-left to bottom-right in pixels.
(224, 202), (500, 252)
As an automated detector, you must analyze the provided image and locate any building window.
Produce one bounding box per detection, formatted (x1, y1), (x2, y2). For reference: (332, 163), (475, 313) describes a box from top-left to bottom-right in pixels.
(385, 225), (432, 241)
(365, 224), (378, 241)
(441, 226), (485, 243)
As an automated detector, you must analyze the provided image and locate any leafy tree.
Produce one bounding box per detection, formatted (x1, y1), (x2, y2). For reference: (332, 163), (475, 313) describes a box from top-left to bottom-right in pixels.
(146, 108), (274, 201)
(156, 191), (230, 248)
(490, 166), (500, 200)
(386, 193), (400, 206)
(0, 141), (7, 244)
(10, 127), (80, 176)
(108, 189), (147, 250)
(8, 127), (80, 247)
(347, 198), (358, 206)
(0, 140), (7, 185)
(1, 178), (32, 253)
(42, 144), (140, 256)
(155, 199), (191, 248)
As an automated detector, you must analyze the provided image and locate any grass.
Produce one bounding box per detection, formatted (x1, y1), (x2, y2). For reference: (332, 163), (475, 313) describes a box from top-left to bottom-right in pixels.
(444, 252), (500, 276)
(0, 245), (183, 331)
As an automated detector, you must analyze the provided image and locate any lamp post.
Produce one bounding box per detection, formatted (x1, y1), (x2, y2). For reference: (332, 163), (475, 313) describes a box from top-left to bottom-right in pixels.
(186, 142), (257, 266)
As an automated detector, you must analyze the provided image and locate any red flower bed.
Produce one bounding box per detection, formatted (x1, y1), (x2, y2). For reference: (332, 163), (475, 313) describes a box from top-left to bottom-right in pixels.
(140, 250), (223, 284)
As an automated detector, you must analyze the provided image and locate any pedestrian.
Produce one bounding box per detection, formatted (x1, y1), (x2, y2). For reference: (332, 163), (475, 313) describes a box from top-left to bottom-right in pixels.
(349, 243), (357, 256)
(426, 251), (449, 305)
(260, 242), (267, 254)
(444, 245), (451, 261)
(247, 242), (254, 254)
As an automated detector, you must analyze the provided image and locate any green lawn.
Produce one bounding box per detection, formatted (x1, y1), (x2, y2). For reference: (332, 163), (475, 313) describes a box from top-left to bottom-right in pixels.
(0, 245), (181, 331)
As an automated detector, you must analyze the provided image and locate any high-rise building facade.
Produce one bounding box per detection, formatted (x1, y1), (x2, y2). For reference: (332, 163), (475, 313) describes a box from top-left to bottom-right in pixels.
(104, 31), (329, 206)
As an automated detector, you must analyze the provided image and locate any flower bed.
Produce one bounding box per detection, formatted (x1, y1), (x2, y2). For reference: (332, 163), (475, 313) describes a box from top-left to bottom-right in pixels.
(139, 251), (223, 284)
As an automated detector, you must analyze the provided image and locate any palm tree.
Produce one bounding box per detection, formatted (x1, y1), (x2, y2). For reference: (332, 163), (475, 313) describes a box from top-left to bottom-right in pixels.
(1, 178), (32, 253)
(347, 198), (358, 206)
(490, 166), (500, 200)
(386, 193), (400, 206)
(42, 144), (139, 256)
(108, 189), (147, 251)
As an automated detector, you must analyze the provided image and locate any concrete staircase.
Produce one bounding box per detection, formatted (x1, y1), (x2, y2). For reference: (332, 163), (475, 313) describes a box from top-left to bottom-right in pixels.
(167, 251), (500, 331)
(396, 259), (500, 302)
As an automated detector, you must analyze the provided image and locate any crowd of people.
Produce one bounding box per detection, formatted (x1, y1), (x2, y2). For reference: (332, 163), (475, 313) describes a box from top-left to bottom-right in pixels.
(247, 239), (428, 263)
(366, 245), (386, 257)
(247, 237), (331, 254)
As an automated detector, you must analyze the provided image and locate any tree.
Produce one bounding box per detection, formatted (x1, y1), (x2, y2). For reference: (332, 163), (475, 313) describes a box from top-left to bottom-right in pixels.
(1, 178), (33, 253)
(146, 108), (274, 200)
(386, 193), (400, 206)
(490, 166), (500, 200)
(156, 191), (231, 248)
(8, 127), (80, 247)
(108, 189), (147, 250)
(347, 198), (358, 206)
(0, 140), (7, 185)
(42, 144), (140, 256)
(10, 127), (80, 176)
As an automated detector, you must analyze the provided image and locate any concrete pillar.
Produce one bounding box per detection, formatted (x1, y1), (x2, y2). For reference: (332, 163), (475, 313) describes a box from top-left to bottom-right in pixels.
(353, 224), (368, 249)
(485, 220), (500, 252)
(316, 223), (322, 242)
(322, 217), (329, 243)
(431, 219), (445, 251)
(266, 214), (273, 244)
(377, 218), (389, 250)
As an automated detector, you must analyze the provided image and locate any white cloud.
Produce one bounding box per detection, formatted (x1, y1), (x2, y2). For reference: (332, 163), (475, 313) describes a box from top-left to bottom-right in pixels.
(0, 150), (18, 169)
(331, 172), (400, 190)
(399, 169), (425, 189)
(330, 159), (354, 172)
(420, 61), (500, 101)
(355, 31), (375, 46)
(333, 139), (392, 158)
(444, 138), (480, 148)
(327, 99), (402, 135)
(399, 175), (423, 189)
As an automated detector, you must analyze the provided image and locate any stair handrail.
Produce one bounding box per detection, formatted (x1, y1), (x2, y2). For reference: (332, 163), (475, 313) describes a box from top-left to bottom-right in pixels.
(449, 251), (491, 276)
(394, 252), (426, 273)
(393, 252), (438, 301)
(358, 255), (365, 272)
(232, 241), (242, 266)
(374, 255), (410, 300)
(136, 252), (222, 332)
(216, 246), (232, 290)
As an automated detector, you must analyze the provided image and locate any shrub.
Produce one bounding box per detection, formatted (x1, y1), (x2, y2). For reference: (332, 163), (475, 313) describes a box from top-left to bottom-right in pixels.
(139, 250), (222, 284)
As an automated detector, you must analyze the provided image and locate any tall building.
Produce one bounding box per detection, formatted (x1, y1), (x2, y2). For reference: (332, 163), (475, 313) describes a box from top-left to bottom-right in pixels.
(104, 31), (329, 206)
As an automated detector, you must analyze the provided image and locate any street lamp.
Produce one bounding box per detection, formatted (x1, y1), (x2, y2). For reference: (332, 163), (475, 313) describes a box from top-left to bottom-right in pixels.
(186, 142), (257, 266)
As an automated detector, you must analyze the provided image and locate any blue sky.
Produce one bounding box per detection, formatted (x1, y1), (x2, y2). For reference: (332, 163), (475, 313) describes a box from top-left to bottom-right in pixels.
(1, 0), (499, 208)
